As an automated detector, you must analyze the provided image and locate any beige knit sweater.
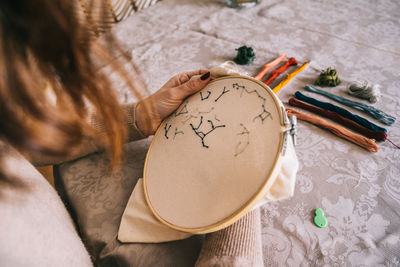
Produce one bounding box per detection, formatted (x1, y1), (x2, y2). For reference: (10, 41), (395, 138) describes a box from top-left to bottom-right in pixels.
(0, 103), (263, 266)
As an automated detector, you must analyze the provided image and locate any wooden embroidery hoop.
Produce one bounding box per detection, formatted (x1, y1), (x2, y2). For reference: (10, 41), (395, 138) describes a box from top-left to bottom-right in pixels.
(143, 75), (290, 234)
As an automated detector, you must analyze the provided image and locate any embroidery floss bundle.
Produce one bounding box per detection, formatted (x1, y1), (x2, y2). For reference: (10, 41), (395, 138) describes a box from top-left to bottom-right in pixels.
(314, 67), (341, 87)
(348, 81), (381, 103)
(286, 108), (378, 153)
(288, 98), (387, 142)
(264, 57), (298, 85)
(305, 85), (396, 125)
(254, 54), (287, 80)
(233, 46), (255, 65)
(294, 91), (387, 133)
(273, 61), (309, 94)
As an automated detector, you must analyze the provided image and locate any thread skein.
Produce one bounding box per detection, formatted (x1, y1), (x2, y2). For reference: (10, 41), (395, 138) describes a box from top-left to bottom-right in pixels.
(348, 81), (381, 103)
(295, 91), (387, 133)
(254, 54), (287, 80)
(286, 108), (378, 153)
(305, 85), (396, 125)
(314, 67), (341, 87)
(288, 98), (387, 141)
(264, 57), (298, 85)
(273, 61), (309, 94)
(233, 46), (255, 65)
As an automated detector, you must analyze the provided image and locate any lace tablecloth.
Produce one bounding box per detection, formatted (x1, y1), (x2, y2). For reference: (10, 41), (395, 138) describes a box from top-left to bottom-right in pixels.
(56, 0), (400, 265)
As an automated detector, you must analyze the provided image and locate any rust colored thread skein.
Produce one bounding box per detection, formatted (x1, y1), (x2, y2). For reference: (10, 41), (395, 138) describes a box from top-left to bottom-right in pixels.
(288, 98), (387, 142)
(264, 57), (298, 85)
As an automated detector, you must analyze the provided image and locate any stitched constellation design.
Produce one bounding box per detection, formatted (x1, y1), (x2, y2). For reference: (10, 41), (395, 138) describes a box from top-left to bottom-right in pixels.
(164, 123), (172, 139)
(200, 91), (211, 100)
(175, 102), (188, 117)
(234, 123), (250, 157)
(180, 106), (214, 126)
(214, 86), (230, 102)
(214, 115), (220, 122)
(194, 107), (214, 115)
(190, 116), (226, 148)
(180, 107), (214, 125)
(173, 127), (184, 139)
(253, 108), (272, 123)
(181, 114), (198, 125)
(232, 83), (273, 123)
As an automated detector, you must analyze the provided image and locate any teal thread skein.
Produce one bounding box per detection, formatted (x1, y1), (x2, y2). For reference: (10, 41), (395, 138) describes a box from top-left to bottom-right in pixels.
(305, 85), (396, 126)
(294, 91), (387, 133)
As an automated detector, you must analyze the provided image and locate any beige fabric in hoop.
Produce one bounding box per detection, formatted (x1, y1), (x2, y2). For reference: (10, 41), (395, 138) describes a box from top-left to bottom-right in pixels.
(118, 136), (298, 243)
(118, 65), (299, 243)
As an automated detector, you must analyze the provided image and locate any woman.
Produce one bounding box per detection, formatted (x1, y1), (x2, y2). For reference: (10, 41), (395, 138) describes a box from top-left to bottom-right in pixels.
(0, 0), (263, 266)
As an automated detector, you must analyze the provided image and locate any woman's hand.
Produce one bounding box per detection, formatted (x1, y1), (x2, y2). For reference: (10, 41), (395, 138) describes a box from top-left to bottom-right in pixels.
(135, 69), (211, 136)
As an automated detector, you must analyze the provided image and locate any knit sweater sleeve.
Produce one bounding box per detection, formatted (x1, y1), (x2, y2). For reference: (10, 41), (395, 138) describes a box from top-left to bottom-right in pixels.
(90, 103), (146, 144)
(195, 209), (264, 267)
(28, 103), (146, 166)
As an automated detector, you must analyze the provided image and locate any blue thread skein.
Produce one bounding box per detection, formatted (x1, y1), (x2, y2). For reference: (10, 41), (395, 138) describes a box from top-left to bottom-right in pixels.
(294, 91), (387, 133)
(305, 85), (396, 126)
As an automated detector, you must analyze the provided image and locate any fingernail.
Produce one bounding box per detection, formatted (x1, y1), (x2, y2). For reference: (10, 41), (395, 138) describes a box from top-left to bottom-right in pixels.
(200, 72), (210, 80)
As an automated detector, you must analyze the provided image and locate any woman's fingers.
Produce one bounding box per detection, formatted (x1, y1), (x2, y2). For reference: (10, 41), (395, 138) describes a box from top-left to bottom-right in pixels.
(164, 69), (209, 88)
(176, 71), (211, 97)
(136, 70), (211, 136)
(176, 69), (209, 84)
(186, 69), (209, 78)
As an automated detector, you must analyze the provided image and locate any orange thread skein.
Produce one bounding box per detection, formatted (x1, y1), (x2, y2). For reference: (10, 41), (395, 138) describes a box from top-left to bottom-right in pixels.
(286, 107), (378, 153)
(264, 57), (298, 85)
(254, 54), (287, 81)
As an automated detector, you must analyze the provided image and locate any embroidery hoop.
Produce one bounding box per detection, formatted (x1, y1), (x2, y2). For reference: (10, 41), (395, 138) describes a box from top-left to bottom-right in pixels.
(143, 75), (294, 234)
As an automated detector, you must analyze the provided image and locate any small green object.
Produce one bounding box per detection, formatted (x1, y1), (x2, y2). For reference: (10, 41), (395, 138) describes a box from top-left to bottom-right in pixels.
(315, 67), (341, 87)
(313, 208), (328, 228)
(233, 46), (255, 65)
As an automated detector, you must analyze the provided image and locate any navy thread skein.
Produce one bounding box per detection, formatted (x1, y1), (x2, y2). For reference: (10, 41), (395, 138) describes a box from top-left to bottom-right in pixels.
(294, 91), (387, 133)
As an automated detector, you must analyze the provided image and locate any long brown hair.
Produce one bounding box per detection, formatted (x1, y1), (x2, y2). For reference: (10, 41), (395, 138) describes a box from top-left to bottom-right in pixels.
(0, 0), (146, 168)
